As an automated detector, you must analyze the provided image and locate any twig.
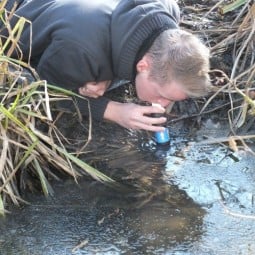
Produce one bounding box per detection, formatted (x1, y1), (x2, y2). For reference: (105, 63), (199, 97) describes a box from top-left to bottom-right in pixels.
(231, 19), (255, 79)
(169, 98), (243, 123)
(197, 134), (255, 145)
(72, 239), (89, 253)
(203, 0), (225, 18)
(220, 200), (255, 220)
(199, 71), (231, 115)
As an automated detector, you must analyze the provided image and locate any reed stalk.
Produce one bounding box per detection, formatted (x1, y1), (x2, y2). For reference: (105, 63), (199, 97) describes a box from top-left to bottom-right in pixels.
(0, 1), (117, 216)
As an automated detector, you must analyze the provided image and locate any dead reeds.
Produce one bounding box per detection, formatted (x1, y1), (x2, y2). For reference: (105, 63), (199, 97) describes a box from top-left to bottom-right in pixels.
(0, 1), (117, 215)
(183, 0), (255, 152)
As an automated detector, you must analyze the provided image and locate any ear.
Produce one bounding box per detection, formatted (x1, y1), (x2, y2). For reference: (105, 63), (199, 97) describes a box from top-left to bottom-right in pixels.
(136, 55), (151, 73)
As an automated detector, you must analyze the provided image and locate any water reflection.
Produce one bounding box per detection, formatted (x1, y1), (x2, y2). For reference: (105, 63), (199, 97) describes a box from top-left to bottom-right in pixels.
(1, 116), (255, 254)
(0, 177), (205, 255)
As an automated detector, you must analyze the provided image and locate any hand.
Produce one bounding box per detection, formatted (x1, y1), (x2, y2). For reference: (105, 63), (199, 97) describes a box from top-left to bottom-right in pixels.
(104, 101), (167, 131)
(79, 80), (111, 98)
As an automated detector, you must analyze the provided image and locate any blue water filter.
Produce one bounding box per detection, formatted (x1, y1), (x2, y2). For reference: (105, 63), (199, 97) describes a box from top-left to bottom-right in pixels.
(154, 128), (170, 145)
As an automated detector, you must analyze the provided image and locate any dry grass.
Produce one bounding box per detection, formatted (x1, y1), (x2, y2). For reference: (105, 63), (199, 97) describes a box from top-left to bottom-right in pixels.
(210, 1), (255, 150)
(181, 0), (255, 152)
(0, 1), (118, 216)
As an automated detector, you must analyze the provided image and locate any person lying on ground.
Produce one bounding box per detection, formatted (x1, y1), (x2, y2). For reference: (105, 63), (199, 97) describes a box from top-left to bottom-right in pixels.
(2, 0), (211, 132)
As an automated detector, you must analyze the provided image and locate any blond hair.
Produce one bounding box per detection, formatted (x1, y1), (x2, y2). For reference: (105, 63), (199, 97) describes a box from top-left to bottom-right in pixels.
(147, 29), (211, 97)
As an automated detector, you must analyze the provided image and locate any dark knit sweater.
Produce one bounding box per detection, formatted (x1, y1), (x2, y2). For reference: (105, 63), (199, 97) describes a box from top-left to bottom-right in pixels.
(5, 0), (180, 120)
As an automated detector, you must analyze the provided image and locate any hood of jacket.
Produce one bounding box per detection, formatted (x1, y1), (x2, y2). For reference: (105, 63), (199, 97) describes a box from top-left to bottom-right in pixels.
(111, 0), (180, 80)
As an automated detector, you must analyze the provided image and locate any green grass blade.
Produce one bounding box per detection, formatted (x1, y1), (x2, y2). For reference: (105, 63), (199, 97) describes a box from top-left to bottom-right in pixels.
(0, 140), (38, 194)
(3, 89), (21, 128)
(31, 127), (121, 188)
(0, 104), (38, 142)
(46, 83), (88, 99)
(16, 108), (49, 120)
(34, 158), (54, 196)
(219, 0), (247, 14)
(9, 89), (21, 113)
(0, 16), (28, 55)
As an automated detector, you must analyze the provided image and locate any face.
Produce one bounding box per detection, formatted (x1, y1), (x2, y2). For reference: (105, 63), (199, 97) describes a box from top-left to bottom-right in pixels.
(135, 64), (187, 108)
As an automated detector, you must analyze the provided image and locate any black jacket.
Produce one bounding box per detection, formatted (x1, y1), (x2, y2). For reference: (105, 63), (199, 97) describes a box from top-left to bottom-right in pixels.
(7, 0), (180, 120)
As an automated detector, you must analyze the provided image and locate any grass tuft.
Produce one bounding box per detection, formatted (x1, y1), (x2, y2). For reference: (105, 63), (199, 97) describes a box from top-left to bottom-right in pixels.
(0, 1), (118, 215)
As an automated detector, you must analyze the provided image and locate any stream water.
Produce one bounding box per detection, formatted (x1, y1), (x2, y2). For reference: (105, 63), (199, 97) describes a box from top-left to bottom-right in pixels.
(0, 115), (255, 255)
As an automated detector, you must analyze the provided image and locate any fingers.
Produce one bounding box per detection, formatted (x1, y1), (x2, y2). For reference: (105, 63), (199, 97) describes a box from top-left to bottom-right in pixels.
(79, 86), (87, 96)
(79, 86), (98, 98)
(104, 102), (168, 131)
(142, 105), (166, 116)
(142, 115), (167, 125)
(79, 80), (111, 98)
(130, 104), (168, 131)
(131, 115), (166, 131)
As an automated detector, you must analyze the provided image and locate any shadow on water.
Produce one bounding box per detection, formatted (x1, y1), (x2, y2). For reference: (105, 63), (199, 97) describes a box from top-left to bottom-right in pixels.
(0, 179), (205, 255)
(1, 111), (255, 255)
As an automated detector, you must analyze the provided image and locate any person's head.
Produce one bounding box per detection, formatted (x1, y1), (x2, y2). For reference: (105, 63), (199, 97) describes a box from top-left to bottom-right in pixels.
(135, 29), (211, 107)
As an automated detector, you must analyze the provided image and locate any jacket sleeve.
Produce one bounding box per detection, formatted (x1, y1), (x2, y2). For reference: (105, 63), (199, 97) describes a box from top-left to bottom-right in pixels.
(37, 40), (98, 90)
(36, 40), (111, 120)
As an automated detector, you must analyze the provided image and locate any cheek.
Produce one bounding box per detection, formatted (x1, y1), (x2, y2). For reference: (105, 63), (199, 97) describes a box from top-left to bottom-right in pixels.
(136, 80), (152, 101)
(135, 77), (145, 99)
(136, 84), (153, 101)
(136, 84), (145, 99)
(135, 75), (158, 101)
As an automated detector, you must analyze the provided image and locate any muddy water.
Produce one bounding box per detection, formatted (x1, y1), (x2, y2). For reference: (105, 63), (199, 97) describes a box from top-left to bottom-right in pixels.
(0, 116), (255, 255)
